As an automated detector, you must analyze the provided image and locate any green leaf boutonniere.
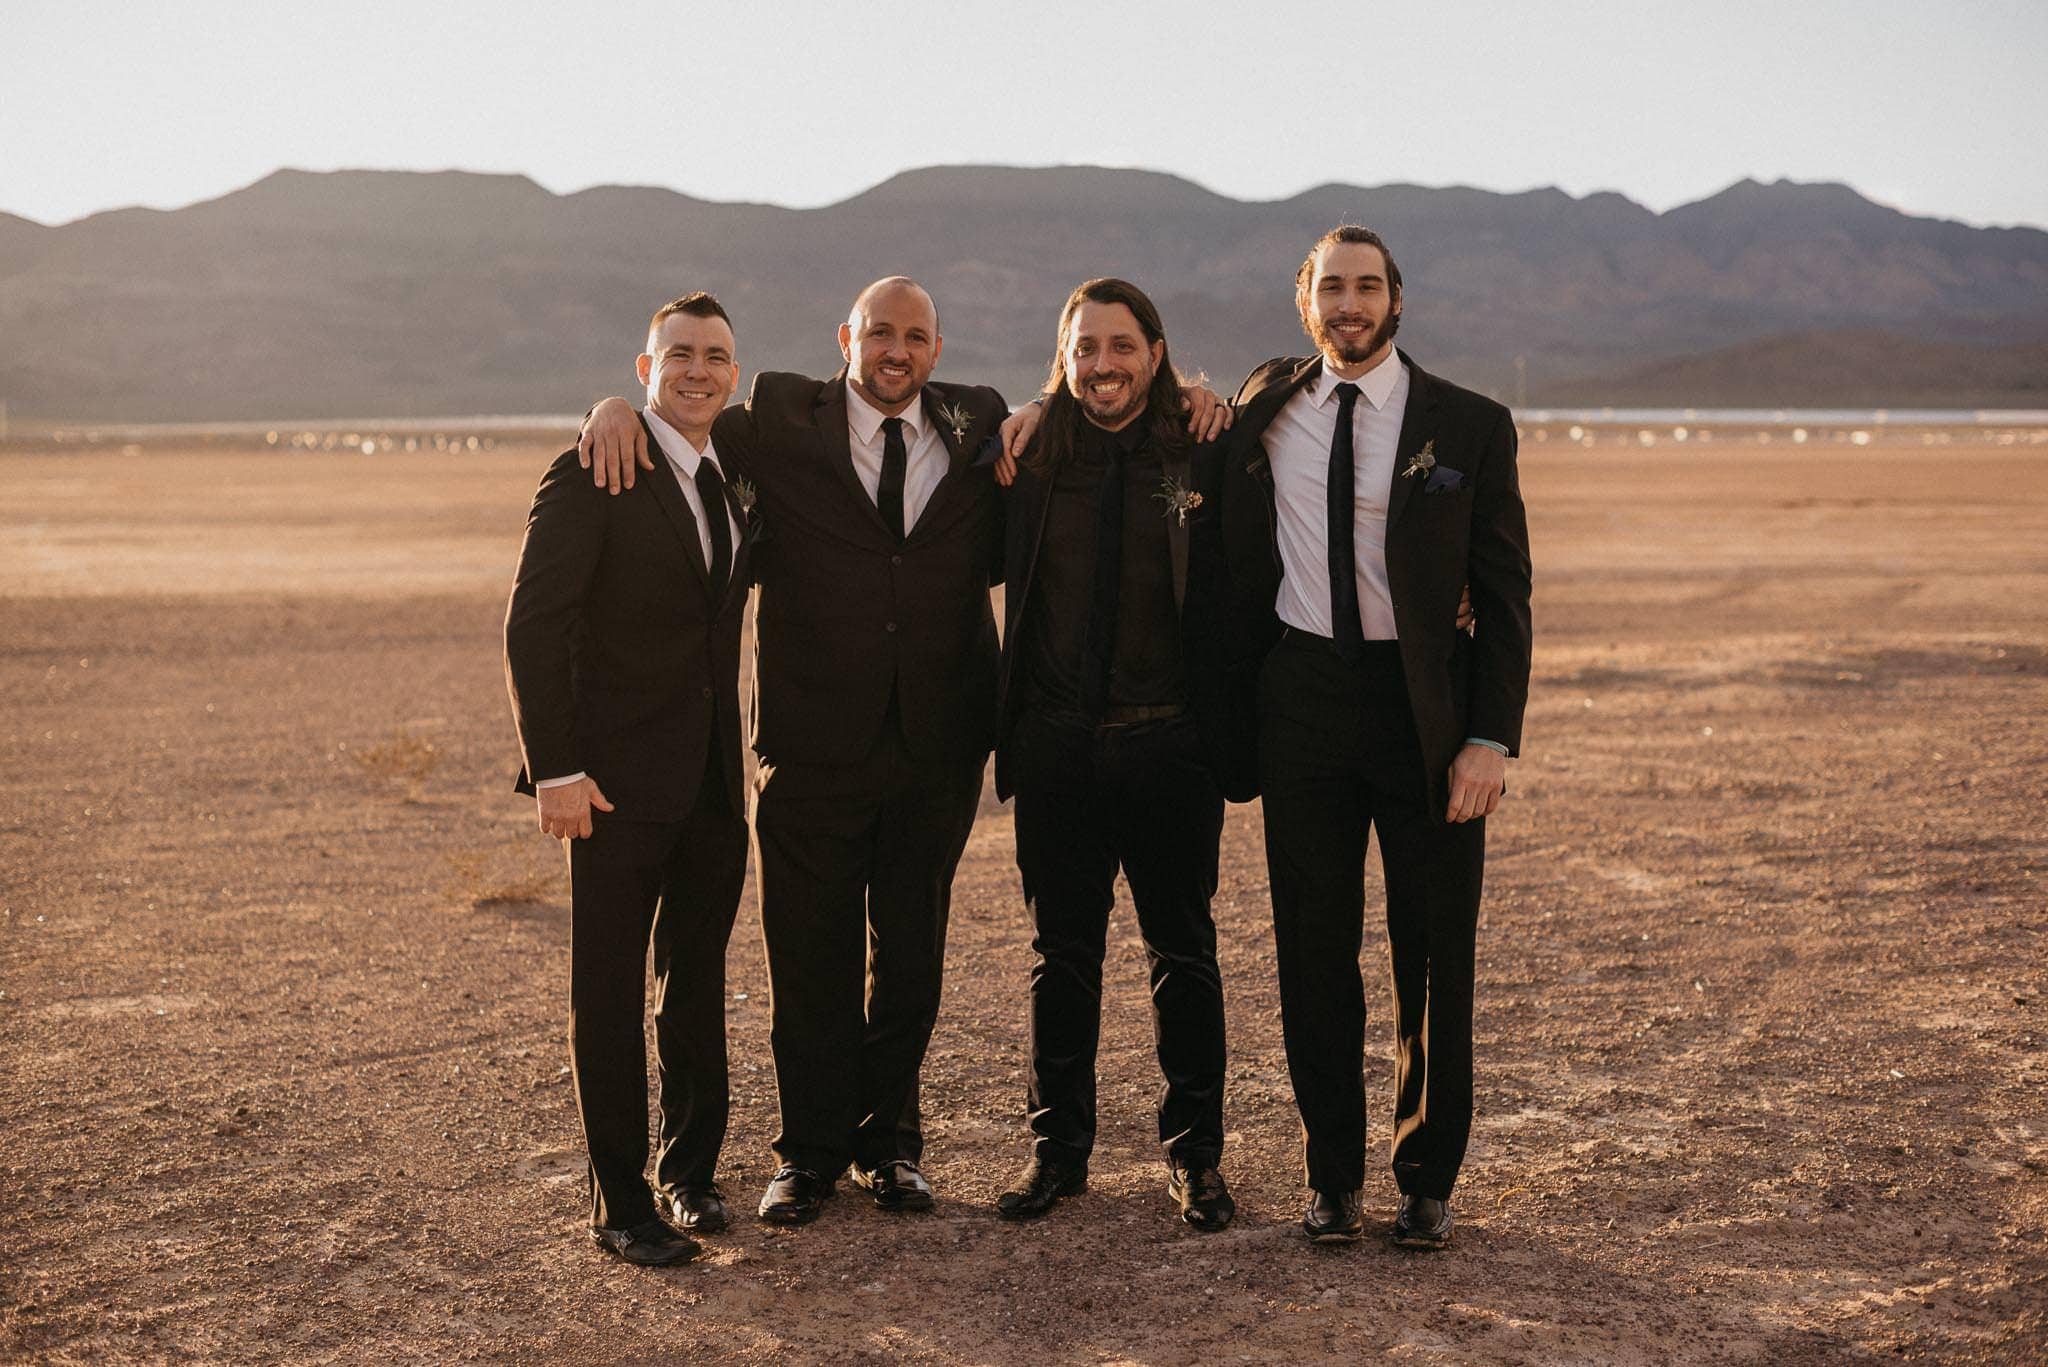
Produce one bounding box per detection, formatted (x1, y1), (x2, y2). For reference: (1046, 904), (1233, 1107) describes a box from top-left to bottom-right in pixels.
(1155, 474), (1205, 527)
(933, 400), (974, 445)
(1400, 439), (1438, 480)
(730, 477), (757, 518)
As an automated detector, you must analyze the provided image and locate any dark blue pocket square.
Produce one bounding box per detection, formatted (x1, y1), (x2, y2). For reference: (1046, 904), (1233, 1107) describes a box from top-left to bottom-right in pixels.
(972, 434), (1004, 468)
(1424, 465), (1466, 494)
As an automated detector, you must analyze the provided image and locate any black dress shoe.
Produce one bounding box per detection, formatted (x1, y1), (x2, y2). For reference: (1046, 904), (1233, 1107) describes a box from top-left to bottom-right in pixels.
(1392, 1194), (1454, 1249)
(850, 1160), (935, 1211)
(757, 1167), (835, 1225)
(1167, 1165), (1236, 1232)
(655, 1183), (730, 1234)
(995, 1155), (1087, 1220)
(1303, 1188), (1364, 1244)
(589, 1218), (699, 1266)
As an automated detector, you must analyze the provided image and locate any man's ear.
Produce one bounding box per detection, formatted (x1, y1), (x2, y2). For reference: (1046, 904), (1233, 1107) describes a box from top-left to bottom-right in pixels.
(837, 323), (854, 363)
(636, 353), (653, 385)
(930, 333), (944, 369)
(1149, 339), (1164, 372)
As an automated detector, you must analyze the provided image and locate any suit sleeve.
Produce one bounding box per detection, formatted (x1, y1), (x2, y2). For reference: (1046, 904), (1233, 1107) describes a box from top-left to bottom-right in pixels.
(979, 386), (1009, 588)
(1464, 408), (1534, 755)
(504, 450), (605, 786)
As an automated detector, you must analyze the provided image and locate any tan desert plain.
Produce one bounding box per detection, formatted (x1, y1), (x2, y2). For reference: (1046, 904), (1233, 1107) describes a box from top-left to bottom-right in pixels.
(1, 413), (2044, 1363)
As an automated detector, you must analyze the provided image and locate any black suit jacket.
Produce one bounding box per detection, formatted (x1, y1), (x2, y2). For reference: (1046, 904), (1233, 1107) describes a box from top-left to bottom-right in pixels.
(711, 370), (1006, 770)
(1220, 350), (1533, 813)
(993, 432), (1244, 802)
(504, 415), (758, 820)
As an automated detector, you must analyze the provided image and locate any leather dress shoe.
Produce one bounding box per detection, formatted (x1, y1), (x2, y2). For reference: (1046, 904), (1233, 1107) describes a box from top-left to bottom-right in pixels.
(1392, 1194), (1454, 1249)
(995, 1155), (1087, 1220)
(589, 1218), (699, 1266)
(655, 1183), (730, 1234)
(850, 1159), (935, 1211)
(1167, 1165), (1236, 1232)
(757, 1167), (834, 1225)
(1303, 1188), (1365, 1244)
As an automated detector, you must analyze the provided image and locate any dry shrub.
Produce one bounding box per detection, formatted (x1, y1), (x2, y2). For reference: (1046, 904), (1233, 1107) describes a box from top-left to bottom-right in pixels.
(352, 728), (439, 798)
(444, 844), (564, 912)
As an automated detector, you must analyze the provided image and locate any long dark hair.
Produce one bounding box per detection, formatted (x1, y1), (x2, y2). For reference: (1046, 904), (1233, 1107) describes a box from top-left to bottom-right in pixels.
(1025, 277), (1189, 477)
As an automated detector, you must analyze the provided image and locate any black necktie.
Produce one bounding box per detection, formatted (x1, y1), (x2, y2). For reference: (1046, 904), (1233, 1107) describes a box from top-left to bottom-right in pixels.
(1080, 439), (1128, 720)
(879, 416), (908, 543)
(1327, 382), (1365, 659)
(692, 457), (732, 592)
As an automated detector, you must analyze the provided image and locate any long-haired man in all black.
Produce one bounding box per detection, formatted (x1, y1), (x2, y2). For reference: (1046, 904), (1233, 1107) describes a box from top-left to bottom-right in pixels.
(989, 278), (1243, 1231)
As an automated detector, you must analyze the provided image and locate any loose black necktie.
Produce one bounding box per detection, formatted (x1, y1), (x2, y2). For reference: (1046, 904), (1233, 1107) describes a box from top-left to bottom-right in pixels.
(1327, 382), (1365, 659)
(1079, 441), (1128, 720)
(693, 457), (732, 592)
(879, 416), (908, 543)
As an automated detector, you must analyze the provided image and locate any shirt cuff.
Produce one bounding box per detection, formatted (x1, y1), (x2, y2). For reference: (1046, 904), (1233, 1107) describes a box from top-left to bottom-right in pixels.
(1464, 738), (1508, 756)
(535, 772), (586, 789)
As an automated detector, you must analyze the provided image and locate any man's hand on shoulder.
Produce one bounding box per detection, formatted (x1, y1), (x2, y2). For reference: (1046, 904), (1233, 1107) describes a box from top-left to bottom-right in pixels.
(1445, 744), (1506, 824)
(1180, 383), (1234, 443)
(537, 777), (614, 840)
(576, 398), (652, 495)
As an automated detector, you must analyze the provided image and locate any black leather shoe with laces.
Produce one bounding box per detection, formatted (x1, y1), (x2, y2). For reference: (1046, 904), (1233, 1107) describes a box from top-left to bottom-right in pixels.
(1167, 1165), (1236, 1232)
(995, 1154), (1087, 1220)
(757, 1167), (835, 1225)
(655, 1183), (730, 1234)
(589, 1218), (700, 1266)
(850, 1160), (935, 1210)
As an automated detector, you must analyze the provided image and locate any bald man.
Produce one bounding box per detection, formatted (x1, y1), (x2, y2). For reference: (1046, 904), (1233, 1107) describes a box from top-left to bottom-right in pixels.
(580, 278), (1008, 1224)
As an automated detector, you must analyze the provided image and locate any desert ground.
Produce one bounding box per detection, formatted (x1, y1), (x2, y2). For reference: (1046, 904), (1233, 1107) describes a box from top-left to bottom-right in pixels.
(1, 422), (2042, 1364)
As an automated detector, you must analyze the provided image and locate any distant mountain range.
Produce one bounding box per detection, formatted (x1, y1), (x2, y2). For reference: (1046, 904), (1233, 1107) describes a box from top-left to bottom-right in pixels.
(2, 166), (2045, 423)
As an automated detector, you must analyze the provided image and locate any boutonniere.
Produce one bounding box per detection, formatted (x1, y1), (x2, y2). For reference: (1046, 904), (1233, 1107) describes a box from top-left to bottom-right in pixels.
(1154, 474), (1205, 527)
(933, 400), (974, 445)
(730, 477), (757, 518)
(1400, 439), (1437, 480)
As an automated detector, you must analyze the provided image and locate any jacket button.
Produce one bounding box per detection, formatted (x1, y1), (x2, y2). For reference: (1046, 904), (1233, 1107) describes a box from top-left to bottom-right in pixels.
(891, 554), (903, 566)
(885, 622), (898, 633)
(700, 686), (713, 698)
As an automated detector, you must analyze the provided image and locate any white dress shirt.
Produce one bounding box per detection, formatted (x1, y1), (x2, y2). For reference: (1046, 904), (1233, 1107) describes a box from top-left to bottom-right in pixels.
(643, 406), (740, 571)
(535, 407), (739, 790)
(844, 381), (949, 533)
(1268, 348), (1409, 641)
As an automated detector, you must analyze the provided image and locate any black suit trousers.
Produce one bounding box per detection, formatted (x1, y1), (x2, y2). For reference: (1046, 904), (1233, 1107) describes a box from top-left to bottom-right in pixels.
(567, 750), (747, 1228)
(752, 709), (984, 1176)
(1258, 633), (1484, 1200)
(1010, 712), (1227, 1169)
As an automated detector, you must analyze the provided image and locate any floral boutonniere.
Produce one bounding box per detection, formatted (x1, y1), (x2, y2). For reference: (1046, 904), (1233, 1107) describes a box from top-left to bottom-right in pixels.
(1154, 474), (1205, 527)
(730, 477), (758, 519)
(1400, 439), (1438, 480)
(933, 399), (975, 445)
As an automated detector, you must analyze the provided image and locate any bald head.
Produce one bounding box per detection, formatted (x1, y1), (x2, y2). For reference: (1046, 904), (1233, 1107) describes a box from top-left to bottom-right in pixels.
(839, 275), (944, 415)
(848, 275), (939, 334)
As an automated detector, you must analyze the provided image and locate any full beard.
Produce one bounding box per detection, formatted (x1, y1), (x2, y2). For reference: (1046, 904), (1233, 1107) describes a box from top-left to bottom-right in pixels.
(1313, 310), (1399, 369)
(1076, 371), (1148, 429)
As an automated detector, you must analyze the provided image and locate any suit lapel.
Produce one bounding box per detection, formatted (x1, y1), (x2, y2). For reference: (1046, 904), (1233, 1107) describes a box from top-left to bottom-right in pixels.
(816, 370), (895, 543)
(907, 386), (977, 541)
(715, 479), (757, 615)
(1385, 352), (1439, 530)
(1162, 450), (1191, 618)
(640, 413), (712, 593)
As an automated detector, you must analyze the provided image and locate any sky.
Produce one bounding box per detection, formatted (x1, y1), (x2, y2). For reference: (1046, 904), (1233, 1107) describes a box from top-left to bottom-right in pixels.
(6, 0), (2046, 229)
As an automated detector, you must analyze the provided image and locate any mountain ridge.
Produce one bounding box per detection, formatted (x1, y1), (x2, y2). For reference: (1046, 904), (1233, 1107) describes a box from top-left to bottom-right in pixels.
(2, 165), (2043, 422)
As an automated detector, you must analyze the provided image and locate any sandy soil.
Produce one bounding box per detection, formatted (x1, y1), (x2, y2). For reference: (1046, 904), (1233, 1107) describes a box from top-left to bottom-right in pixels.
(1, 430), (2043, 1364)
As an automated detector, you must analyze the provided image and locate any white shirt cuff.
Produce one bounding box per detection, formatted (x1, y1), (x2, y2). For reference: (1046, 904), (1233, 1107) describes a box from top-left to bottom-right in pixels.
(1464, 738), (1508, 756)
(535, 772), (586, 789)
